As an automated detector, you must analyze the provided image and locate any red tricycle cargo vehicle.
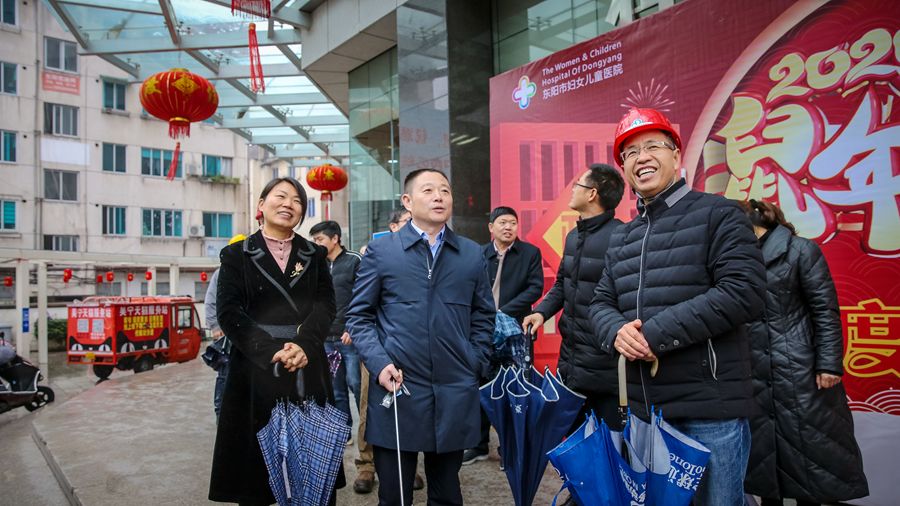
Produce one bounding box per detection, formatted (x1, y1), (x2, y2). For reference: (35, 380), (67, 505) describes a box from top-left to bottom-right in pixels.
(66, 296), (202, 379)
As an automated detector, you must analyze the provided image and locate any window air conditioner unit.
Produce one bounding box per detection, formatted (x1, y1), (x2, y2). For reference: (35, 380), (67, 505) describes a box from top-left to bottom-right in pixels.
(189, 225), (205, 237)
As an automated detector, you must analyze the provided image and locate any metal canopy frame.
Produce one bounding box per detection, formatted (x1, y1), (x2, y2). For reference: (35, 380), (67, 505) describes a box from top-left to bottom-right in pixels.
(44, 0), (348, 164)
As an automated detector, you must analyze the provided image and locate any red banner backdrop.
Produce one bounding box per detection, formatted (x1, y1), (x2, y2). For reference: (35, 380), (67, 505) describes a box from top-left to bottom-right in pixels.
(490, 1), (899, 502)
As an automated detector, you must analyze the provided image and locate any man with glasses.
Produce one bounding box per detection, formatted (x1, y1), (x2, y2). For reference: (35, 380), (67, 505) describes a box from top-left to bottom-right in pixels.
(589, 108), (765, 505)
(463, 206), (544, 466)
(522, 163), (625, 431)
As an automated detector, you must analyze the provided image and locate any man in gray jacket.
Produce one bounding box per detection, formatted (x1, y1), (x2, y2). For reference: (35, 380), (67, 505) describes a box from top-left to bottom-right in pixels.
(204, 233), (247, 417)
(311, 220), (362, 437)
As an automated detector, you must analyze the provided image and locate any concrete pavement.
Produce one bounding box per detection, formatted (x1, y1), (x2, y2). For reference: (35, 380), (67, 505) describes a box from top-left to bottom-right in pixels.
(24, 358), (566, 505)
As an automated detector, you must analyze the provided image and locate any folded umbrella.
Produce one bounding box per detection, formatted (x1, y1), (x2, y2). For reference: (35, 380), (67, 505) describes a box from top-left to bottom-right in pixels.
(521, 367), (585, 504)
(626, 409), (711, 506)
(547, 411), (647, 506)
(481, 366), (585, 506)
(493, 312), (529, 368)
(257, 401), (291, 506)
(549, 354), (712, 506)
(257, 374), (350, 505)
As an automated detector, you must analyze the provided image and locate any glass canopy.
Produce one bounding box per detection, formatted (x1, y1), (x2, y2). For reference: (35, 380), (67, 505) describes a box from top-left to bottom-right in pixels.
(44, 0), (347, 164)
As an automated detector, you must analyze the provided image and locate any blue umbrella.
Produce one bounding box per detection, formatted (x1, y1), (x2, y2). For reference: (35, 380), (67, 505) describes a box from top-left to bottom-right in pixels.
(548, 411), (648, 506)
(521, 367), (585, 504)
(550, 355), (710, 505)
(626, 409), (711, 506)
(480, 366), (585, 506)
(480, 367), (516, 474)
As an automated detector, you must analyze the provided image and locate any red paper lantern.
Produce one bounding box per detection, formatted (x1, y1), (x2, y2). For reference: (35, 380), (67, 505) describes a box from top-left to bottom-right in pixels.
(145, 271), (153, 281)
(96, 274), (103, 284)
(140, 68), (218, 139)
(306, 163), (348, 221)
(140, 68), (219, 180)
(306, 163), (349, 200)
(200, 272), (208, 282)
(3, 276), (11, 287)
(63, 269), (73, 283)
(106, 271), (115, 282)
(127, 272), (134, 282)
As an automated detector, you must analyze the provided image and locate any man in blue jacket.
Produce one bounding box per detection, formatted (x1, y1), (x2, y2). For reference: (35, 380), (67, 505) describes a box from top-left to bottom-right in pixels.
(590, 108), (765, 506)
(347, 168), (496, 506)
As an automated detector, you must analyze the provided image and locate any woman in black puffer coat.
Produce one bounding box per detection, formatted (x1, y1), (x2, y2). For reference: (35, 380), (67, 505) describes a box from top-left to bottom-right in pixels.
(740, 200), (868, 505)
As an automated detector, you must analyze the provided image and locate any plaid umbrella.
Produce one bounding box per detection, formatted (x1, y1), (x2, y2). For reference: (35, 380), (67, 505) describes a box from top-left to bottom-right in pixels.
(493, 312), (529, 368)
(257, 401), (291, 506)
(258, 393), (350, 505)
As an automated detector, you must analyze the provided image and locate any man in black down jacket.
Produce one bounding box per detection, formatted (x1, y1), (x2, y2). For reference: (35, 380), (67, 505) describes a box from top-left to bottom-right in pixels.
(522, 163), (625, 428)
(589, 108), (765, 506)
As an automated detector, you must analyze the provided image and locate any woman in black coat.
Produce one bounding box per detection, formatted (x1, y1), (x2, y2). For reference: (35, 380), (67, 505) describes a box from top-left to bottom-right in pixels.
(741, 200), (868, 505)
(208, 177), (341, 505)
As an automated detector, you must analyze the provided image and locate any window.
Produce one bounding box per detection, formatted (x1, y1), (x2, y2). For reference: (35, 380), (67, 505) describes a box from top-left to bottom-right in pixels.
(202, 212), (233, 238)
(103, 80), (126, 111)
(141, 281), (170, 295)
(1, 199), (15, 230)
(44, 103), (78, 136)
(102, 143), (126, 172)
(202, 155), (219, 176)
(1, 0), (15, 26)
(141, 147), (182, 178)
(201, 155), (232, 177)
(45, 37), (77, 73)
(102, 206), (126, 235)
(44, 169), (77, 201)
(142, 208), (182, 237)
(43, 234), (79, 251)
(96, 282), (122, 296)
(1, 130), (14, 162)
(1, 61), (15, 95)
(194, 282), (209, 302)
(177, 307), (192, 328)
(307, 198), (316, 218)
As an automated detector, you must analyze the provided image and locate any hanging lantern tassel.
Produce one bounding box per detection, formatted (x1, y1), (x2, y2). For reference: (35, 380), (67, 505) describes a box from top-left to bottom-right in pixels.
(321, 190), (332, 221)
(232, 0), (270, 18)
(167, 142), (181, 181)
(248, 23), (265, 93)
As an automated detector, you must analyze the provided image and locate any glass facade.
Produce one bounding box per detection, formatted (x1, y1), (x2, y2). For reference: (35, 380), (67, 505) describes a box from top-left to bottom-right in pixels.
(492, 0), (683, 74)
(347, 47), (400, 251)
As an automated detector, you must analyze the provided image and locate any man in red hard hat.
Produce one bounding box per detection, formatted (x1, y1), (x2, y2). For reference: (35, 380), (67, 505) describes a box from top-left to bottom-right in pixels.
(589, 108), (766, 505)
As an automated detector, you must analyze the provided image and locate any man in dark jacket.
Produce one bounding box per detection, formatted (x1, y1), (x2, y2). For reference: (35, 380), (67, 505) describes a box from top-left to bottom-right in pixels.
(347, 168), (495, 506)
(463, 206), (544, 465)
(311, 220), (362, 435)
(522, 163), (625, 428)
(589, 108), (765, 506)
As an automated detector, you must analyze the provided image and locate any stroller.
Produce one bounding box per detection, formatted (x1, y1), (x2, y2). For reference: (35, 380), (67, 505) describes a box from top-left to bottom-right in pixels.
(0, 340), (55, 414)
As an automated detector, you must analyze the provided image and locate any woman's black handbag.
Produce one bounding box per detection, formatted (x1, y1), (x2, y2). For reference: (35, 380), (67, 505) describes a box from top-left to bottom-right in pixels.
(202, 337), (231, 372)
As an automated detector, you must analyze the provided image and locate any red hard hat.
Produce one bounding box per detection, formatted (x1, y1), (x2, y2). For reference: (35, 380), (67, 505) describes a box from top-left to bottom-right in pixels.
(613, 108), (682, 166)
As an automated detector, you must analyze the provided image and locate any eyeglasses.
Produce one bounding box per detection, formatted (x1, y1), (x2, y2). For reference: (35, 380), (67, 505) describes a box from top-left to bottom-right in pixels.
(620, 140), (676, 163)
(573, 182), (596, 191)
